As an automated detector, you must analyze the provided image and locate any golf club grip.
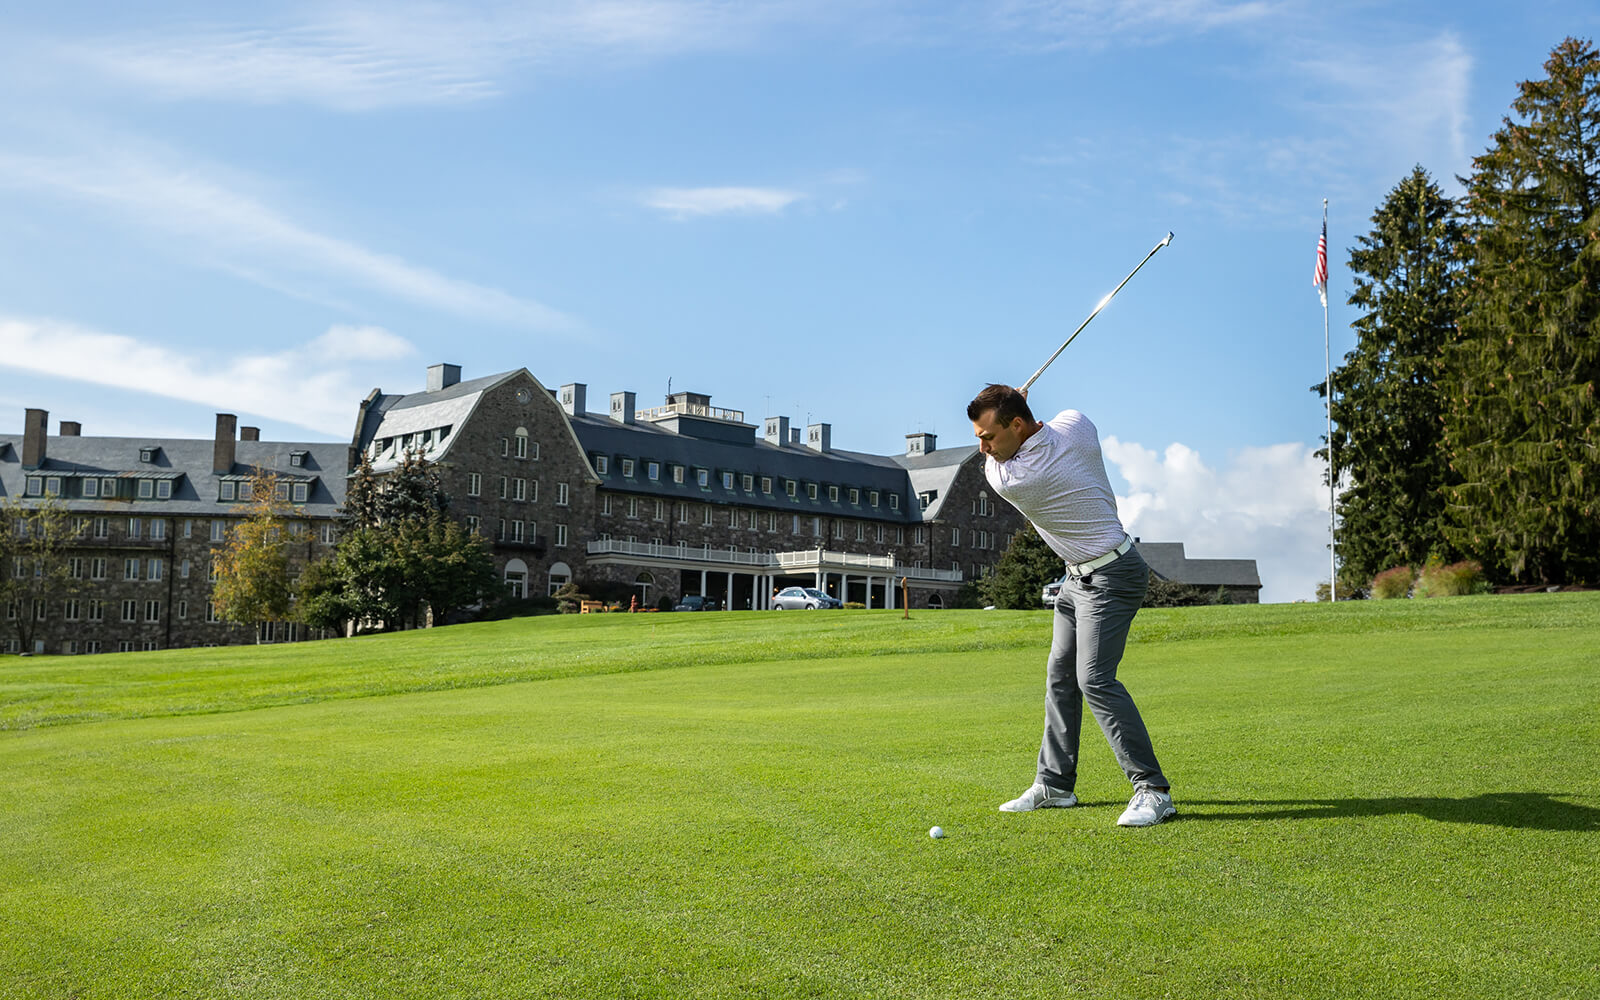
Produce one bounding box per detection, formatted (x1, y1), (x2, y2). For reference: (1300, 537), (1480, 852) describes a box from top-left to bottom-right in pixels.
(1022, 232), (1173, 392)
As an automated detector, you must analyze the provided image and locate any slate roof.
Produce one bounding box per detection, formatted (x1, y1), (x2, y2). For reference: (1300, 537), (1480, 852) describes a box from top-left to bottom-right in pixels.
(351, 371), (519, 472)
(1138, 541), (1262, 588)
(891, 444), (979, 520)
(0, 434), (348, 516)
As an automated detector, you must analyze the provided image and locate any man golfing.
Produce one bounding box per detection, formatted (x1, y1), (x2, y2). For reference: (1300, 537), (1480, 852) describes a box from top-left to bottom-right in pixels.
(970, 384), (1174, 827)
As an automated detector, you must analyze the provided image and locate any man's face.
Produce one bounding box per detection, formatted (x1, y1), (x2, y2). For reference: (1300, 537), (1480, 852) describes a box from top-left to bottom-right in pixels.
(972, 409), (1028, 462)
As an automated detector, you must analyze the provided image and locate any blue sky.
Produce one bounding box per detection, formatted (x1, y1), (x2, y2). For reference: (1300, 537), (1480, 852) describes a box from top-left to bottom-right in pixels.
(3, 2), (1595, 602)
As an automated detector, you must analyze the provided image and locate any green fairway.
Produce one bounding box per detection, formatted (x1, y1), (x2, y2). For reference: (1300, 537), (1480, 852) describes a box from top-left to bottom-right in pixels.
(3, 596), (1598, 998)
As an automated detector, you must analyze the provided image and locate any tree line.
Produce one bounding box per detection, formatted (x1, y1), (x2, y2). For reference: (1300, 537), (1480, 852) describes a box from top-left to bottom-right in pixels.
(1316, 36), (1599, 593)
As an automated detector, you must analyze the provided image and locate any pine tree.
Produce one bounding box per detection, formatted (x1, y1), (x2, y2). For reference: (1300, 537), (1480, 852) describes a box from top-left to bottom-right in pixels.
(980, 525), (1062, 609)
(1445, 37), (1600, 584)
(1314, 167), (1464, 581)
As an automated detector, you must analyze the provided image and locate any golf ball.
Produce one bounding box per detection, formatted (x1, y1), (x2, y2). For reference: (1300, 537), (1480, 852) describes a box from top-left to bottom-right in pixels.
(929, 826), (945, 839)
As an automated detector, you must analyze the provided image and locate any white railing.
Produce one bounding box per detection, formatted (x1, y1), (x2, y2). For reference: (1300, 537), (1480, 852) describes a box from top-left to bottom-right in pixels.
(636, 402), (746, 424)
(586, 540), (963, 582)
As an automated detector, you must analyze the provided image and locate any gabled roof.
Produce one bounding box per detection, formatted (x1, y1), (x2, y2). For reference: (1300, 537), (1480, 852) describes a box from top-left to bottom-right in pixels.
(892, 444), (979, 520)
(1138, 541), (1262, 588)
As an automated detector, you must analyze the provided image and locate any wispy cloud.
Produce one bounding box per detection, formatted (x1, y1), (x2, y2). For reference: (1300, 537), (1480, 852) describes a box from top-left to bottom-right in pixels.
(0, 148), (571, 330)
(642, 186), (806, 220)
(0, 317), (413, 435)
(56, 1), (794, 111)
(984, 0), (1282, 48)
(1105, 436), (1330, 602)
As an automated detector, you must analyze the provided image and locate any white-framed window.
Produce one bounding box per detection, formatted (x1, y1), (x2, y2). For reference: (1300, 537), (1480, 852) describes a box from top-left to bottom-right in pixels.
(849, 489), (860, 505)
(654, 500), (664, 521)
(499, 476), (509, 500)
(68, 558), (84, 579)
(951, 527), (961, 547)
(877, 525), (885, 542)
(320, 524), (336, 544)
(211, 520), (226, 542)
(145, 600), (161, 622)
(728, 509), (738, 528)
(500, 437), (510, 457)
(180, 560), (190, 579)
(220, 481), (236, 501)
(697, 469), (709, 488)
(239, 482), (254, 501)
(807, 483), (818, 500)
(827, 486), (838, 502)
(292, 483), (308, 504)
(515, 430), (529, 459)
(870, 490), (880, 507)
(530, 479), (539, 503)
(914, 527), (926, 544)
(511, 520), (525, 543)
(128, 518), (141, 539)
(555, 524), (568, 547)
(123, 558), (140, 581)
(672, 465), (684, 484)
(812, 517), (822, 536)
(91, 558), (106, 580)
(121, 599), (137, 622)
(513, 478), (527, 502)
(183, 519), (193, 538)
(88, 600), (103, 623)
(742, 474), (754, 491)
(601, 495), (612, 515)
(556, 482), (569, 506)
(856, 523), (865, 541)
(628, 498), (639, 519)
(208, 562), (220, 583)
(595, 455), (609, 475)
(648, 462), (661, 481)
(138, 480), (154, 499)
(101, 477), (117, 498)
(722, 471), (734, 490)
(149, 559), (163, 581)
(465, 515), (480, 535)
(621, 458), (635, 477)
(497, 519), (507, 541)
(468, 473), (482, 497)
(833, 521), (845, 539)
(677, 503), (688, 524)
(83, 478), (99, 498)
(178, 601), (188, 620)
(63, 599), (80, 622)
(94, 517), (109, 539)
(206, 602), (219, 623)
(890, 494), (900, 511)
(785, 480), (796, 498)
(702, 506), (712, 526)
(151, 519), (167, 541)
(762, 477), (773, 494)
(25, 477), (42, 496)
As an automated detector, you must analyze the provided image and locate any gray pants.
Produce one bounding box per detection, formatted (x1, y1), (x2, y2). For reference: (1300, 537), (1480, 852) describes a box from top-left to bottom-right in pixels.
(1038, 545), (1168, 792)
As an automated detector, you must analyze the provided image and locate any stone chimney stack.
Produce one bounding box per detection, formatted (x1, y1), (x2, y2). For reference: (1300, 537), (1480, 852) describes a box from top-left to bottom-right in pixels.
(427, 363), (462, 392)
(560, 383), (587, 416)
(609, 391), (636, 425)
(240, 426), (261, 442)
(214, 414), (237, 474)
(60, 420), (82, 437)
(905, 432), (937, 456)
(763, 416), (790, 446)
(22, 408), (47, 469)
(805, 422), (831, 453)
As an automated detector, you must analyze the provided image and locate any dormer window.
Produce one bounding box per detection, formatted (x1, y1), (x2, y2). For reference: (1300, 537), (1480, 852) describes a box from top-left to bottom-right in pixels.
(139, 447), (157, 463)
(697, 469), (709, 488)
(290, 451), (308, 468)
(157, 481), (173, 500)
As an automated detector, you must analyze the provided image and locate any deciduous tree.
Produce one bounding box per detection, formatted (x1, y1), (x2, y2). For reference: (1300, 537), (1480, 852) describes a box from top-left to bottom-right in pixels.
(0, 495), (82, 654)
(211, 469), (293, 638)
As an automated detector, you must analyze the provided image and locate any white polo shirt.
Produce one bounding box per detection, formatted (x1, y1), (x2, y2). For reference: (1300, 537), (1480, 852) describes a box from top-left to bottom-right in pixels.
(983, 409), (1127, 565)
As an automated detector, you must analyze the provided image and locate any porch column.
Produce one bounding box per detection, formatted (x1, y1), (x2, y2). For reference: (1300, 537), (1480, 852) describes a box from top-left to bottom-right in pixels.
(726, 570), (735, 609)
(700, 569), (707, 595)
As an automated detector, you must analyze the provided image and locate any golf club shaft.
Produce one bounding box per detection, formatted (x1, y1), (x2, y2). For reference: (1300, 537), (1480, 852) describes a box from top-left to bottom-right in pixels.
(1021, 231), (1174, 392)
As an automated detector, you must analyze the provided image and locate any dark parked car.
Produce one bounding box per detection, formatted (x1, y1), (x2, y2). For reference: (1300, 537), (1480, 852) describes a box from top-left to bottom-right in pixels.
(673, 595), (721, 612)
(771, 586), (843, 610)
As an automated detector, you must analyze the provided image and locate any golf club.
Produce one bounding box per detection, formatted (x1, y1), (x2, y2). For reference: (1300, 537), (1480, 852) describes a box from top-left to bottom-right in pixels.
(1021, 231), (1174, 392)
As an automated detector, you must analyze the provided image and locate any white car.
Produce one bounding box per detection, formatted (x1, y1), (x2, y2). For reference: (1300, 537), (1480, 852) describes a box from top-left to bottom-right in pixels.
(771, 586), (843, 610)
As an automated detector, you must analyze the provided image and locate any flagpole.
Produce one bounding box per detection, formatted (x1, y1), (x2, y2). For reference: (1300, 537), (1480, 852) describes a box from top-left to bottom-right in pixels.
(1322, 198), (1335, 602)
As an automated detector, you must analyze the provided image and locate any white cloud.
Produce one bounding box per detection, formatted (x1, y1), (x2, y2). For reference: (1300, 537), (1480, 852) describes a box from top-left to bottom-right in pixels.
(0, 316), (414, 435)
(0, 149), (572, 331)
(1104, 436), (1332, 603)
(642, 186), (806, 220)
(57, 1), (793, 110)
(984, 0), (1282, 48)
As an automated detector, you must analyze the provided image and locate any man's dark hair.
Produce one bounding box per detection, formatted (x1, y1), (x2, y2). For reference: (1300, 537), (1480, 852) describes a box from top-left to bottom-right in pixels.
(967, 384), (1035, 427)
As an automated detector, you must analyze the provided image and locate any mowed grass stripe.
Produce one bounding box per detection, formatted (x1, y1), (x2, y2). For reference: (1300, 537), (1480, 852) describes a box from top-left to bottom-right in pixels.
(4, 593), (1598, 732)
(2, 596), (1597, 998)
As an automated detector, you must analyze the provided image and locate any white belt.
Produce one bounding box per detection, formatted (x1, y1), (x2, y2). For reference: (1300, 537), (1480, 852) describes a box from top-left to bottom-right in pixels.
(1066, 535), (1133, 577)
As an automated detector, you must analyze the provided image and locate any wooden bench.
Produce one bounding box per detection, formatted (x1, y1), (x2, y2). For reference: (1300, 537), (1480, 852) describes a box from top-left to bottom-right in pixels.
(579, 600), (607, 614)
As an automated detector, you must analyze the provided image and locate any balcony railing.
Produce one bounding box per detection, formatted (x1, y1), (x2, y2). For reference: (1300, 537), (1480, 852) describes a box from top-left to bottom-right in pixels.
(585, 540), (963, 582)
(635, 402), (746, 424)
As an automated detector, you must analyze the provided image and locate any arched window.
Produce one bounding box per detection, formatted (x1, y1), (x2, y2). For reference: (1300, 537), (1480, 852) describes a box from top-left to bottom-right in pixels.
(927, 593), (945, 610)
(634, 572), (654, 601)
(504, 558), (529, 599)
(514, 427), (530, 459)
(547, 561), (572, 596)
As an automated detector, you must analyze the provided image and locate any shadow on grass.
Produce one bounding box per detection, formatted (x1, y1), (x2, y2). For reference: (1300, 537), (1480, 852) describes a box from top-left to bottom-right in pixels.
(1179, 792), (1600, 832)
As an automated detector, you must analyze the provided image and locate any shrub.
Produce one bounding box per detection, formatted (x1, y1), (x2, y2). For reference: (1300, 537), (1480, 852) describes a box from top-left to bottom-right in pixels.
(843, 602), (865, 610)
(1413, 560), (1487, 598)
(1370, 566), (1414, 600)
(1144, 574), (1217, 608)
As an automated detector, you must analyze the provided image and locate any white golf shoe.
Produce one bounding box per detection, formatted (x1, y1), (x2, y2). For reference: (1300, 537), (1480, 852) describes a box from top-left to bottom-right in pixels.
(1117, 787), (1176, 827)
(998, 781), (1078, 812)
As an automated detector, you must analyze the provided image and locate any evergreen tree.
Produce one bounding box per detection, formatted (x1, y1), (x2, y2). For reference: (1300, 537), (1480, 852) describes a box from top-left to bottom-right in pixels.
(981, 525), (1063, 609)
(212, 469), (294, 638)
(1445, 37), (1600, 584)
(1313, 166), (1464, 581)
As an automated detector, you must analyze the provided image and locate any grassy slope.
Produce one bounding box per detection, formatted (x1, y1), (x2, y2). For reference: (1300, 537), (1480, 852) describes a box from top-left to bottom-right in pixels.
(1, 595), (1597, 998)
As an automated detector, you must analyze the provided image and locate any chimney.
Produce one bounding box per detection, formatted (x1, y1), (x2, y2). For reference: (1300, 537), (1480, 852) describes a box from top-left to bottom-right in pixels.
(240, 426), (261, 442)
(763, 416), (790, 446)
(427, 363), (462, 392)
(214, 413), (237, 474)
(806, 422), (831, 453)
(905, 432), (937, 456)
(790, 428), (801, 444)
(59, 420), (81, 437)
(22, 408), (47, 469)
(609, 391), (636, 425)
(560, 383), (587, 416)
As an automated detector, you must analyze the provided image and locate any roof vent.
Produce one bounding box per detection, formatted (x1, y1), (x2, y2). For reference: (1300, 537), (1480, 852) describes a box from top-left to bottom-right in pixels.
(427, 363), (462, 392)
(560, 383), (587, 416)
(906, 432), (937, 456)
(609, 391), (636, 425)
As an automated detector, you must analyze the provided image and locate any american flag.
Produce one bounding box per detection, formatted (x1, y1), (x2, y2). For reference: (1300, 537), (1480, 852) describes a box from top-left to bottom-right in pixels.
(1313, 217), (1328, 308)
